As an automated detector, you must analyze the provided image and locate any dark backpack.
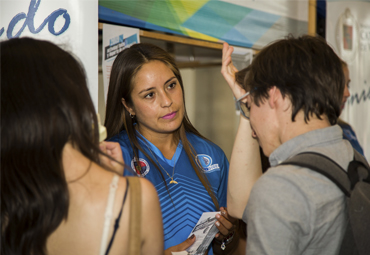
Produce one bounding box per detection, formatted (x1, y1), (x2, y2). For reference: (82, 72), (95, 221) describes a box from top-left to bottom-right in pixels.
(280, 149), (370, 255)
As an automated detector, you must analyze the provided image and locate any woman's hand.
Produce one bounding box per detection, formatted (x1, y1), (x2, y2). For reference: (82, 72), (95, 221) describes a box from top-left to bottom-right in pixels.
(164, 234), (196, 255)
(99, 141), (125, 174)
(214, 207), (238, 240)
(213, 207), (239, 254)
(221, 42), (247, 99)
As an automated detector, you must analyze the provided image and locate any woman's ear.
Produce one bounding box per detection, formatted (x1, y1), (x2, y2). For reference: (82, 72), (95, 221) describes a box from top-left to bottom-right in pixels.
(121, 98), (135, 116)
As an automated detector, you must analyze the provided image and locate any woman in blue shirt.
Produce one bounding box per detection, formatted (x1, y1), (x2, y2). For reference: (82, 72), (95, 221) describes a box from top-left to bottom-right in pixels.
(104, 43), (240, 254)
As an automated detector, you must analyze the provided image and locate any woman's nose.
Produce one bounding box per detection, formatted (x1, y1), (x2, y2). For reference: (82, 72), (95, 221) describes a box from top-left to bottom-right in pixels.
(343, 84), (350, 99)
(161, 92), (172, 107)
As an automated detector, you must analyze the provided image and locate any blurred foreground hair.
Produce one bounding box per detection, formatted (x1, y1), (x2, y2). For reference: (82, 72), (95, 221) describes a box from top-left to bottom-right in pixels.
(1, 37), (100, 255)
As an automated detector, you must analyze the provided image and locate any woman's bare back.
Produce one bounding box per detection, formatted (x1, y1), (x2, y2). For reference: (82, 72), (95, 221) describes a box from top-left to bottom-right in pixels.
(47, 144), (163, 255)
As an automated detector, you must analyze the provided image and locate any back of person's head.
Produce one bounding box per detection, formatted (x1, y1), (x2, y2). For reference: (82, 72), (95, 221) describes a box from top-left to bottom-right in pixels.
(236, 34), (344, 125)
(1, 37), (99, 255)
(105, 43), (189, 137)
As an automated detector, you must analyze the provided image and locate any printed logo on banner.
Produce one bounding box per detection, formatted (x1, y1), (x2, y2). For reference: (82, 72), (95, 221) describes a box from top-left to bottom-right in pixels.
(335, 8), (359, 63)
(104, 33), (138, 60)
(131, 158), (150, 177)
(196, 154), (220, 173)
(0, 0), (71, 39)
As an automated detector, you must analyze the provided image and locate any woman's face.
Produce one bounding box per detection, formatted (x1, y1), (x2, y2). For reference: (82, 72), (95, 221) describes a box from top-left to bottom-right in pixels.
(341, 66), (351, 112)
(124, 60), (185, 138)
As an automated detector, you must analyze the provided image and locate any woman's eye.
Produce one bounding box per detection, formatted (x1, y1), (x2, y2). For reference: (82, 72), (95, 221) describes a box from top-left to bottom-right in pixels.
(145, 92), (154, 98)
(168, 82), (176, 89)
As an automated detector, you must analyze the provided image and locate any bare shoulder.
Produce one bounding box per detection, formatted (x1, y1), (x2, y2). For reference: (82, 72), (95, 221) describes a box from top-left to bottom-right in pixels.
(131, 177), (159, 204)
(138, 177), (157, 194)
(119, 177), (159, 203)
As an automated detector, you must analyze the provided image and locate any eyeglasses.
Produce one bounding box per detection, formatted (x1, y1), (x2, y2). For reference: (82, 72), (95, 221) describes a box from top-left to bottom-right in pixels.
(236, 92), (251, 119)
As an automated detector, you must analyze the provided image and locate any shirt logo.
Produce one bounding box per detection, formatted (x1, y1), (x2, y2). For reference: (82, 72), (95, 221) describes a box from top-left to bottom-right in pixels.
(196, 154), (220, 173)
(131, 158), (150, 177)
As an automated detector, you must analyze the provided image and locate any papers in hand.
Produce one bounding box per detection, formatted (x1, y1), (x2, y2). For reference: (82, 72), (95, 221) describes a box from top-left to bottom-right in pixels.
(171, 211), (220, 255)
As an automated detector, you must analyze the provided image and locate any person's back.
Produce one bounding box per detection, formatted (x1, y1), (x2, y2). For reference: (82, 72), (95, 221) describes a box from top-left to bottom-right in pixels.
(46, 144), (162, 255)
(245, 126), (352, 254)
(1, 37), (163, 255)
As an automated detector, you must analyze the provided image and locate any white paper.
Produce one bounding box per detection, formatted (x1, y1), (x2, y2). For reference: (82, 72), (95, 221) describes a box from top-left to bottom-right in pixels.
(186, 211), (220, 255)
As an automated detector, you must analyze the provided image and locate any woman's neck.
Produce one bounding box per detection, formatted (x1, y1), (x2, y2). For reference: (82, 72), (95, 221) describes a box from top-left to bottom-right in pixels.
(136, 126), (179, 159)
(62, 142), (93, 182)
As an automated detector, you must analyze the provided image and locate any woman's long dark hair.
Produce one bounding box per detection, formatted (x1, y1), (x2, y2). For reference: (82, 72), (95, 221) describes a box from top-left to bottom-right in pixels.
(105, 43), (219, 210)
(1, 38), (102, 255)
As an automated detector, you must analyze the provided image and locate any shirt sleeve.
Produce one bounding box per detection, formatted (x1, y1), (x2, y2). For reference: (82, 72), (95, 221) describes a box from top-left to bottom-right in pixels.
(341, 124), (365, 156)
(217, 150), (229, 208)
(108, 135), (136, 176)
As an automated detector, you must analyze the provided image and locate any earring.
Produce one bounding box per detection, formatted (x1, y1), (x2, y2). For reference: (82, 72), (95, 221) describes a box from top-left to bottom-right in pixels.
(129, 113), (135, 119)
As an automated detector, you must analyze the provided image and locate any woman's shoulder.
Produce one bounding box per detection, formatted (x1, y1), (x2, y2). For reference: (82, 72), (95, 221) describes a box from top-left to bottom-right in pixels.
(108, 130), (129, 143)
(107, 131), (133, 155)
(186, 132), (226, 155)
(125, 177), (160, 211)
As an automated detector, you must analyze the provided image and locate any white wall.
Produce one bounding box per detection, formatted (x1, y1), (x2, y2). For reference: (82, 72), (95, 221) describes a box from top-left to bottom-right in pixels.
(181, 66), (238, 159)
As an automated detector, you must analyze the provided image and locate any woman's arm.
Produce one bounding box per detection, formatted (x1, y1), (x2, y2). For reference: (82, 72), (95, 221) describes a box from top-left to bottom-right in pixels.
(227, 116), (261, 219)
(221, 42), (262, 219)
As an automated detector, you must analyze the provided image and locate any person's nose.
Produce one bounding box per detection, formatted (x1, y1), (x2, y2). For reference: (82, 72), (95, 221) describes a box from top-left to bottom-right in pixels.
(250, 123), (257, 138)
(252, 130), (257, 138)
(343, 85), (350, 99)
(160, 91), (173, 107)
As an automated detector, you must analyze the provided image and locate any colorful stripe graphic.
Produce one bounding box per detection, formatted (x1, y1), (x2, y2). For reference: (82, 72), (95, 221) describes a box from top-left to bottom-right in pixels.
(99, 0), (307, 49)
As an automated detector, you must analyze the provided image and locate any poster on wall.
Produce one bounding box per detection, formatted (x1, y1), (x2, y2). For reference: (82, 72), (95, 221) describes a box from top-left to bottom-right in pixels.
(0, 0), (98, 110)
(102, 24), (139, 103)
(326, 0), (370, 161)
(99, 0), (308, 50)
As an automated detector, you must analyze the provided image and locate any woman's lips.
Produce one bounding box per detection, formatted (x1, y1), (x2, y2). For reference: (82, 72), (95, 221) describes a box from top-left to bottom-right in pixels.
(162, 112), (176, 119)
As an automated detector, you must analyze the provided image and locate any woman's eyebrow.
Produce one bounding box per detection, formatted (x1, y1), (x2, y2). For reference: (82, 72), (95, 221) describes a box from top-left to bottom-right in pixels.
(164, 76), (176, 84)
(138, 76), (177, 94)
(138, 87), (155, 94)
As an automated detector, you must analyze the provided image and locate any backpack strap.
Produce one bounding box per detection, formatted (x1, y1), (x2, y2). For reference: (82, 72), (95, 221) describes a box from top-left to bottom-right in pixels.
(280, 151), (351, 196)
(127, 177), (142, 254)
(280, 150), (370, 255)
(350, 150), (370, 187)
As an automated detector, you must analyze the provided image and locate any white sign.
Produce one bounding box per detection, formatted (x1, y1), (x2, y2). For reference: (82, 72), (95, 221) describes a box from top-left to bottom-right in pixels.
(326, 1), (370, 161)
(0, 0), (98, 110)
(102, 24), (140, 103)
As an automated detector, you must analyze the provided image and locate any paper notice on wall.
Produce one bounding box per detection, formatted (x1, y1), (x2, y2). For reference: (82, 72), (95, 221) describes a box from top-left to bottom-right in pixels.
(102, 24), (139, 103)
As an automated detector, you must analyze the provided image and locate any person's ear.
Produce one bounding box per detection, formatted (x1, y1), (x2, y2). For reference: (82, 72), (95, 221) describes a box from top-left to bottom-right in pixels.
(121, 98), (135, 116)
(268, 86), (281, 109)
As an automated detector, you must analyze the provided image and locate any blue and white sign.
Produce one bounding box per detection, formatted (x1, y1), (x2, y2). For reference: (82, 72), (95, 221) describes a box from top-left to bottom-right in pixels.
(0, 0), (99, 110)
